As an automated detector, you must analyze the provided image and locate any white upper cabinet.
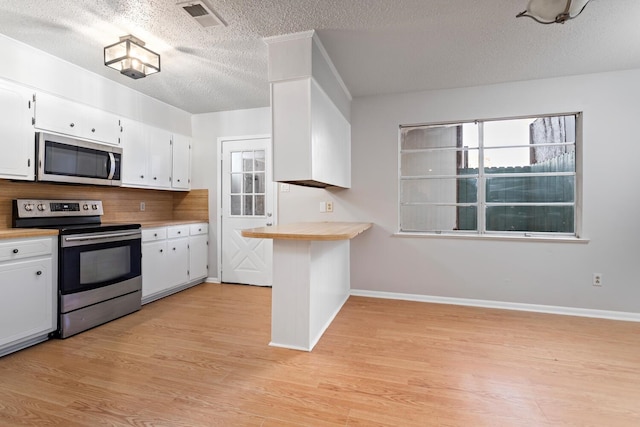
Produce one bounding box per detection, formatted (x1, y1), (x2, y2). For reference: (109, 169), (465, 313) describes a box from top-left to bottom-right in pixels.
(0, 80), (35, 181)
(266, 31), (351, 189)
(121, 119), (173, 190)
(120, 119), (148, 187)
(34, 92), (120, 145)
(171, 133), (191, 191)
(147, 125), (172, 189)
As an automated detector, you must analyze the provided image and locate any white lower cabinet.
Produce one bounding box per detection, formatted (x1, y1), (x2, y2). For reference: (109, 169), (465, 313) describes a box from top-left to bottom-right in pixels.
(0, 236), (57, 357)
(141, 223), (208, 304)
(189, 223), (208, 281)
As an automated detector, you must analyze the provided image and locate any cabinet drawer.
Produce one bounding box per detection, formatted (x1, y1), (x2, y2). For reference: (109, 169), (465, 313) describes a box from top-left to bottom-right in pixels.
(142, 227), (167, 242)
(0, 238), (52, 262)
(167, 225), (189, 239)
(189, 223), (208, 236)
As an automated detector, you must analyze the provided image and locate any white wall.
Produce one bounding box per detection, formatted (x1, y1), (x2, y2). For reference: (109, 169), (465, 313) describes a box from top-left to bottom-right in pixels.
(347, 69), (640, 313)
(0, 34), (191, 134)
(191, 107), (271, 277)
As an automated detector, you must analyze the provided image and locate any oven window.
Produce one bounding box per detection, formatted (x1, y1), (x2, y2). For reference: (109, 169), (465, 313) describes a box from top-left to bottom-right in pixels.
(60, 237), (141, 294)
(80, 246), (131, 284)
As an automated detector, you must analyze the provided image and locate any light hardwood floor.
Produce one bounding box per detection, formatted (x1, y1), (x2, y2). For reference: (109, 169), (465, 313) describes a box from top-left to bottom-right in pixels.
(1, 283), (639, 426)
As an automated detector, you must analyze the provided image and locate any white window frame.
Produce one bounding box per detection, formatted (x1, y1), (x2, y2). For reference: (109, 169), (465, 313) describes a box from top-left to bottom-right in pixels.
(397, 113), (583, 240)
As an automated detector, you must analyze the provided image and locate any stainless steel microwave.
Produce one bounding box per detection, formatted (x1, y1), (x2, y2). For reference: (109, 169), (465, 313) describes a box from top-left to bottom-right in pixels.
(36, 132), (122, 186)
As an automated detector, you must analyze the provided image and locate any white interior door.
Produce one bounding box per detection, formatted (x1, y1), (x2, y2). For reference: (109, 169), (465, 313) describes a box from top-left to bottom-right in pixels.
(221, 138), (273, 286)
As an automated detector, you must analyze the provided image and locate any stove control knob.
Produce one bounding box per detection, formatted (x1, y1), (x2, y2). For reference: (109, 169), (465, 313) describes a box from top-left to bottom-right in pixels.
(24, 204), (33, 212)
(83, 204), (89, 210)
(92, 204), (98, 210)
(37, 204), (46, 211)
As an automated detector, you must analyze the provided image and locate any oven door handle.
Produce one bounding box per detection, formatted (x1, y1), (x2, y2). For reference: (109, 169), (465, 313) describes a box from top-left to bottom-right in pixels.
(107, 152), (116, 180)
(64, 230), (141, 242)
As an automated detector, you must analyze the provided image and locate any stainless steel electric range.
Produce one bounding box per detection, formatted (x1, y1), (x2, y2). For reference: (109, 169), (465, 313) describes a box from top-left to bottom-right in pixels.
(13, 199), (142, 338)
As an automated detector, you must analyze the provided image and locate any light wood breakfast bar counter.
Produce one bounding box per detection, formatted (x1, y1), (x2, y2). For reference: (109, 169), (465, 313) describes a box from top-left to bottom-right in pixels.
(242, 222), (372, 351)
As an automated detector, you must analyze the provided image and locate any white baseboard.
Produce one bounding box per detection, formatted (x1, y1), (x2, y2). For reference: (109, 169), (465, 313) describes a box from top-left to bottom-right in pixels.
(350, 289), (640, 323)
(206, 277), (221, 283)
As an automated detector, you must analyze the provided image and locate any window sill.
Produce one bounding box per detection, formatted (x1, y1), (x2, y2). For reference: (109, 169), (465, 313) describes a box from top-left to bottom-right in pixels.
(393, 232), (590, 244)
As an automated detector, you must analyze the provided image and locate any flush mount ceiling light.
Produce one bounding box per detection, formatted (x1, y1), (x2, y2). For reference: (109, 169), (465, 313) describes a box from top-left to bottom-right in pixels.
(517, 0), (592, 24)
(104, 35), (160, 79)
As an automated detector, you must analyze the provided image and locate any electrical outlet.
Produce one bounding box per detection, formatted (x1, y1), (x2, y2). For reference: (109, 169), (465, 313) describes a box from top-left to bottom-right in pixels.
(593, 273), (602, 287)
(140, 202), (145, 212)
(326, 201), (334, 212)
(280, 183), (290, 192)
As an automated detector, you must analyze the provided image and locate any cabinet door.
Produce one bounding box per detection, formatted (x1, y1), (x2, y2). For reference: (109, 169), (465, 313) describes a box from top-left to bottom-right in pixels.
(166, 237), (189, 287)
(84, 106), (120, 145)
(172, 134), (191, 190)
(34, 92), (83, 137)
(147, 126), (172, 189)
(0, 80), (34, 180)
(189, 234), (208, 280)
(121, 119), (149, 187)
(142, 240), (169, 298)
(0, 257), (55, 347)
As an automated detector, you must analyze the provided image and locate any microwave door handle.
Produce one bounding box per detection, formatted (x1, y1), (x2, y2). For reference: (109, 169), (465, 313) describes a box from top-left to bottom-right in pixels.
(107, 152), (116, 179)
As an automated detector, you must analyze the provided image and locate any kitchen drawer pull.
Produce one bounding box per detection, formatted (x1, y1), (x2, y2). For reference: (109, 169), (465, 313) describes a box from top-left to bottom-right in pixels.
(154, 233), (158, 237)
(69, 122), (75, 128)
(12, 248), (19, 254)
(91, 128), (96, 133)
(160, 249), (163, 253)
(36, 270), (42, 276)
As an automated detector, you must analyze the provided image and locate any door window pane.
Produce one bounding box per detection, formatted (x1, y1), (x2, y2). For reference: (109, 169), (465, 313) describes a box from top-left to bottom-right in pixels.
(231, 152), (242, 172)
(255, 172), (265, 193)
(243, 173), (253, 193)
(255, 150), (265, 171)
(243, 152), (254, 172)
(243, 195), (253, 215)
(230, 195), (241, 215)
(231, 174), (241, 194)
(255, 195), (265, 216)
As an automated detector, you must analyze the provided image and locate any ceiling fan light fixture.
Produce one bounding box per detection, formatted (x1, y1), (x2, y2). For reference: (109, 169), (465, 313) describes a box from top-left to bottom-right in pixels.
(517, 0), (592, 24)
(104, 35), (161, 79)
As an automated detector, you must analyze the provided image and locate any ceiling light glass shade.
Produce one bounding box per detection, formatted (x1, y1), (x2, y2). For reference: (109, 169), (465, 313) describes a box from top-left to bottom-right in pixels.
(104, 35), (160, 79)
(517, 0), (591, 24)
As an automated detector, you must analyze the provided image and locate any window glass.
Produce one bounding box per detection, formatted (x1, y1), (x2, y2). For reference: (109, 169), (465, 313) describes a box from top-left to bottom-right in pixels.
(399, 114), (578, 235)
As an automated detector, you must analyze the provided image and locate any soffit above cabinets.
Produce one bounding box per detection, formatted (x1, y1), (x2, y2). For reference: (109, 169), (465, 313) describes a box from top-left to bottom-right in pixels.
(0, 0), (638, 114)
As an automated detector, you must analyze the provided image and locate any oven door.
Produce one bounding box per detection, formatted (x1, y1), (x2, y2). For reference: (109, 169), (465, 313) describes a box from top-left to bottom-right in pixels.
(59, 229), (141, 295)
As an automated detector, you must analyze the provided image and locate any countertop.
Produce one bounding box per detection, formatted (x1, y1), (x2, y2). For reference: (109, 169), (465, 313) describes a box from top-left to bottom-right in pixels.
(127, 220), (207, 228)
(0, 220), (207, 240)
(0, 229), (59, 240)
(241, 222), (372, 241)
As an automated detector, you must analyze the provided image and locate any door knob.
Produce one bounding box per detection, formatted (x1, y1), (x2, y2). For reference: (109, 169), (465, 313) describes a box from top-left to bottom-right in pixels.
(267, 212), (272, 217)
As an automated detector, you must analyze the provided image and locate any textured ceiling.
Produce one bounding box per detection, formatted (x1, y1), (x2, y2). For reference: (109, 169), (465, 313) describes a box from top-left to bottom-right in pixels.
(0, 0), (639, 114)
